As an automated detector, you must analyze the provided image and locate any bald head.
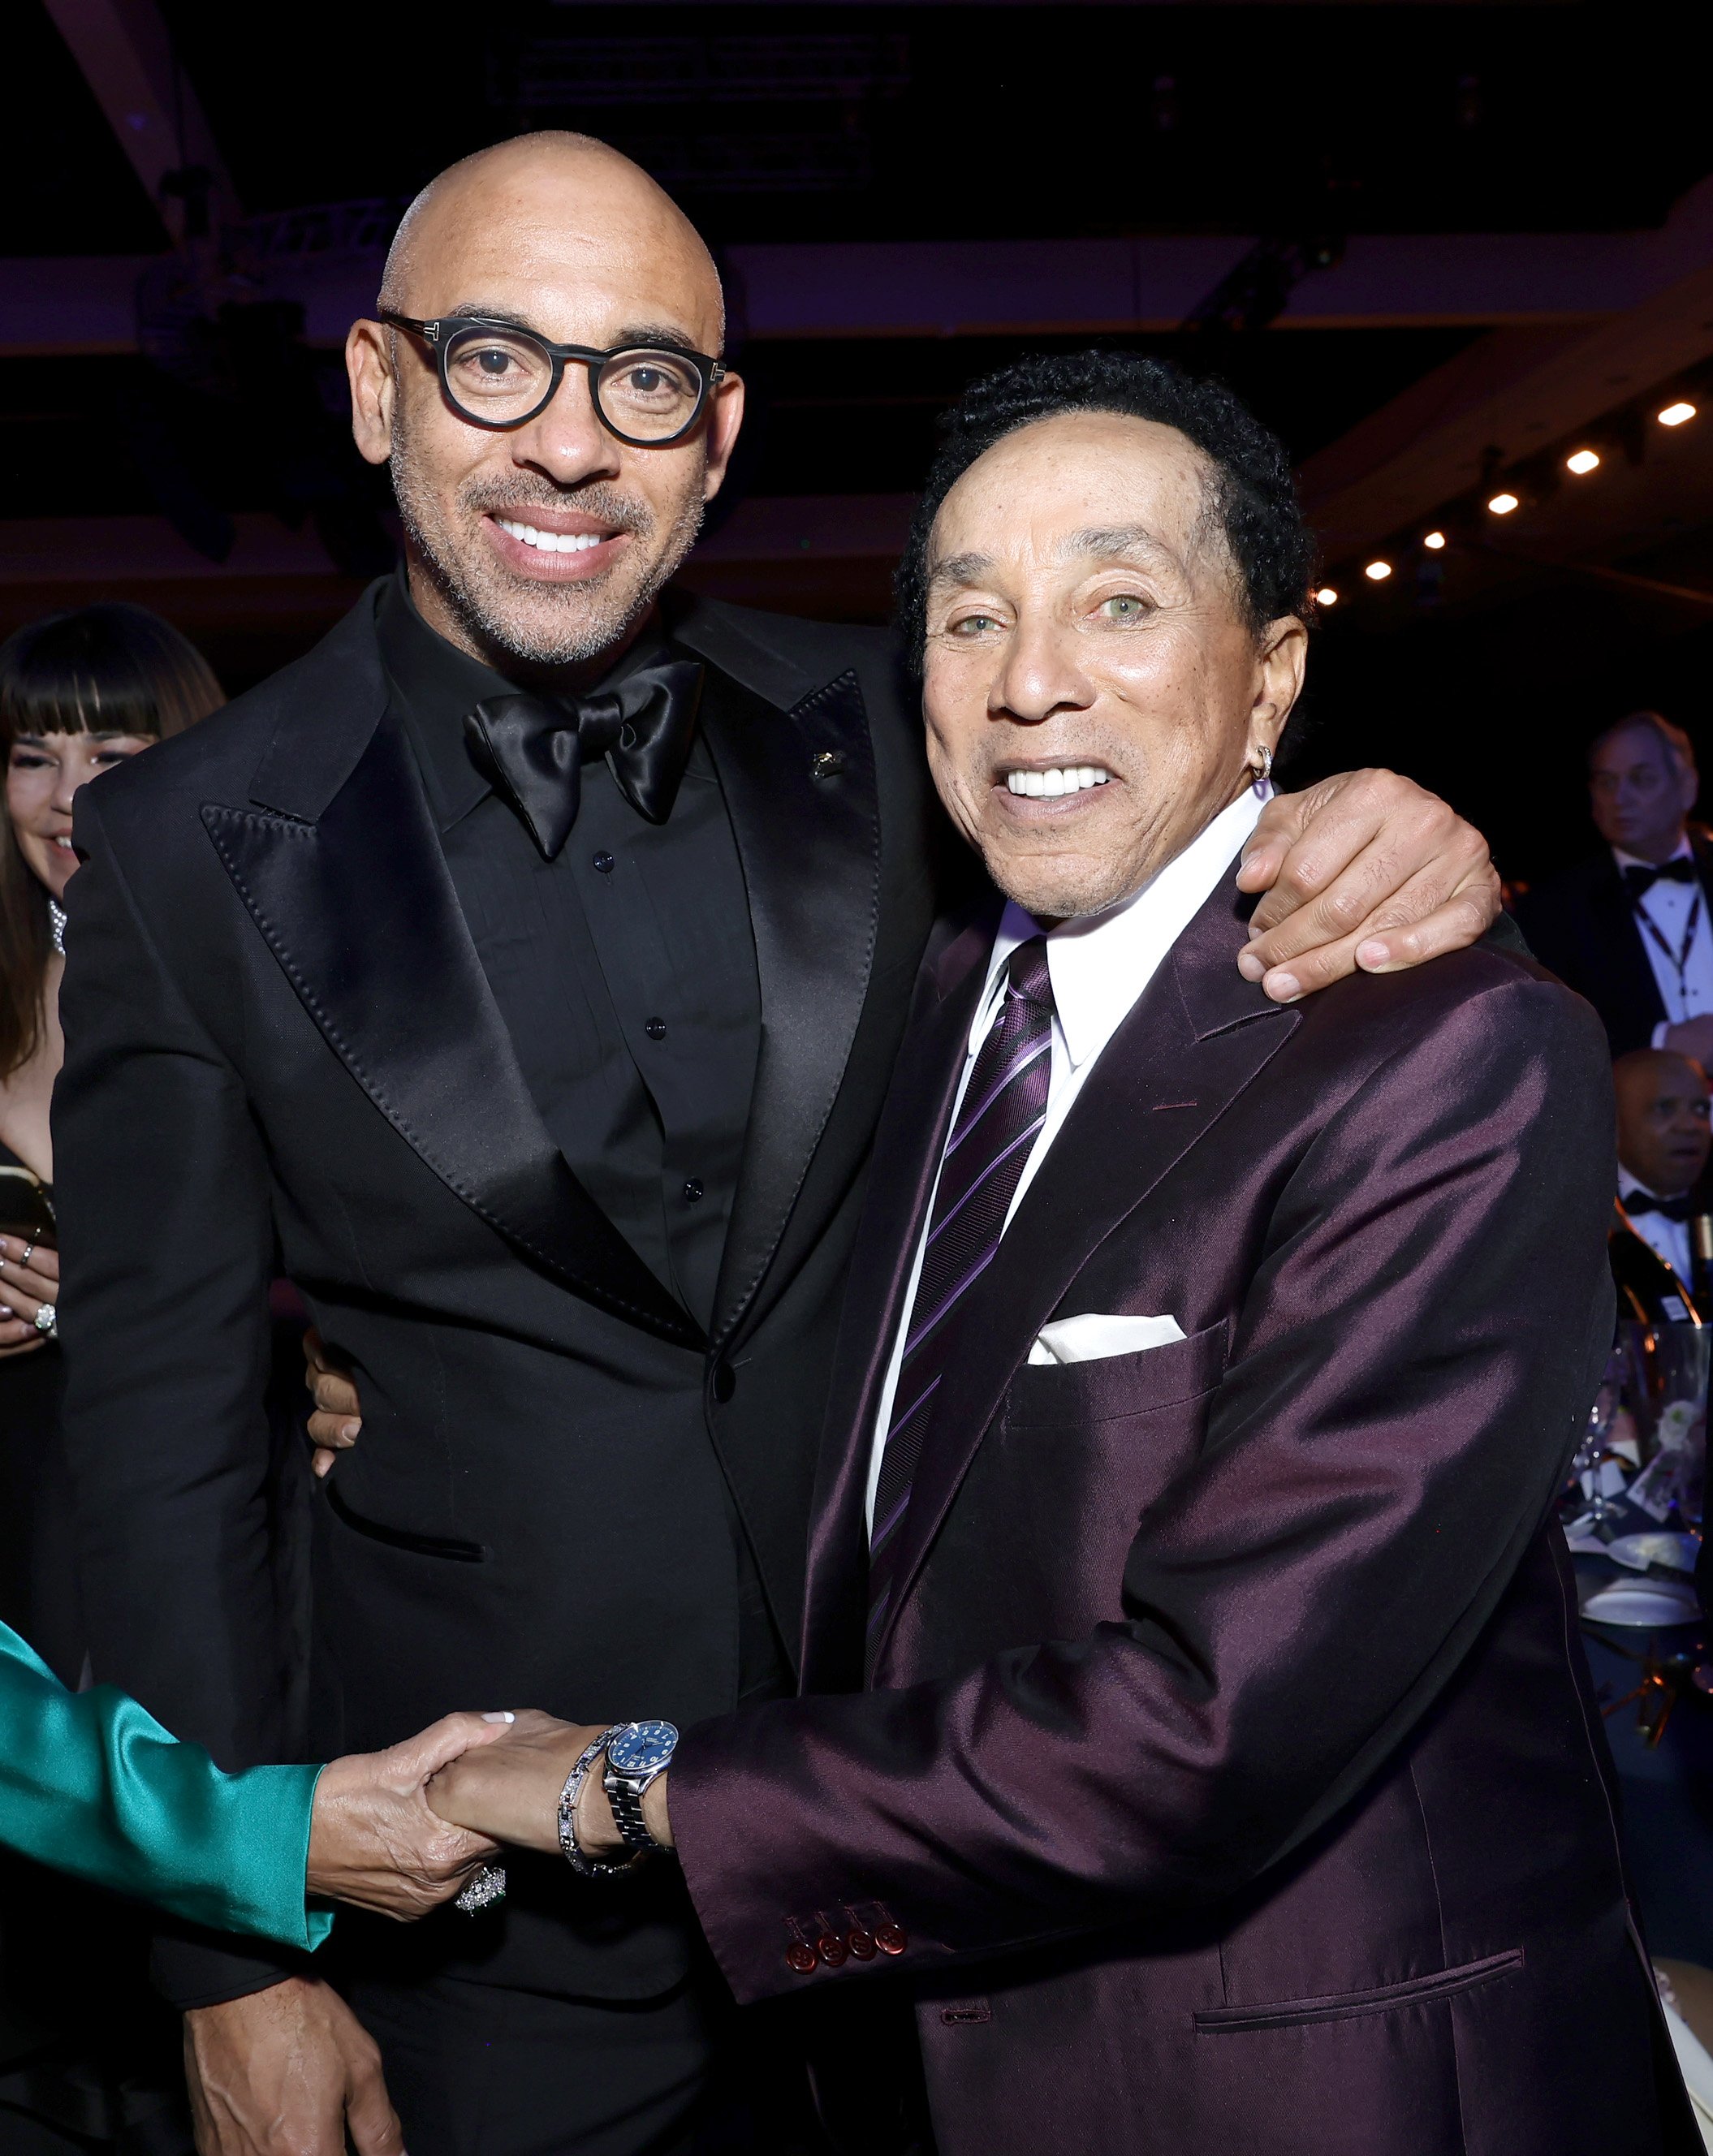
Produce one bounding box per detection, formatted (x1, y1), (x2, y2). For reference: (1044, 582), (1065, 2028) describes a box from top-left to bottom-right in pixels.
(347, 127), (744, 675)
(1615, 1048), (1711, 1198)
(379, 132), (723, 351)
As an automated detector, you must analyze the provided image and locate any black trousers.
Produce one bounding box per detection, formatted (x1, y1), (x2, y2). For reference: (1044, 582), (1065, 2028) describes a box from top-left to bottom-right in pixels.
(346, 1967), (839, 2156)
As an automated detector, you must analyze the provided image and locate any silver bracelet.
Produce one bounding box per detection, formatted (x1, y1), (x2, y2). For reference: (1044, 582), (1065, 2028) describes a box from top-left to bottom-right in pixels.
(558, 1728), (643, 1879)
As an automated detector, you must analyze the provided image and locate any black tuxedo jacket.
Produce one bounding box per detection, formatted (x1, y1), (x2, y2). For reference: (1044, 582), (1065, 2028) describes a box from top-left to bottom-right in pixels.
(675, 884), (1694, 2154)
(1513, 834), (1713, 1056)
(1609, 1202), (1705, 1323)
(53, 584), (944, 2007)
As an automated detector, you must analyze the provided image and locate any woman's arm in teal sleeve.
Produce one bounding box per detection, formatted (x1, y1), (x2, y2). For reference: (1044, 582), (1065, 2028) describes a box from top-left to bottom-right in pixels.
(0, 1619), (330, 1952)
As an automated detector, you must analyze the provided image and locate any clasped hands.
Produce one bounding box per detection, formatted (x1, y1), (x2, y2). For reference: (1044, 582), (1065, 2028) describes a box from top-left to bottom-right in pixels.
(312, 1710), (664, 1921)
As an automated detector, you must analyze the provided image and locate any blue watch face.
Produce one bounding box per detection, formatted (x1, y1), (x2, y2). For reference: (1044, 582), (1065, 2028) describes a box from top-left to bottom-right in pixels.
(608, 1719), (678, 1774)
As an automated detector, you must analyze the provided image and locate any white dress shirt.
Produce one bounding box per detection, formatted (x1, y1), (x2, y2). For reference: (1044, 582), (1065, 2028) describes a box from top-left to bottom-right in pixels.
(1617, 1166), (1694, 1287)
(864, 784), (1268, 1531)
(1612, 839), (1713, 1046)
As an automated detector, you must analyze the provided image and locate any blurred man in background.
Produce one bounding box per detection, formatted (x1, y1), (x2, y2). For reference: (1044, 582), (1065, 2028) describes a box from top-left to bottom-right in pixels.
(1610, 1047), (1713, 1323)
(1517, 712), (1712, 1059)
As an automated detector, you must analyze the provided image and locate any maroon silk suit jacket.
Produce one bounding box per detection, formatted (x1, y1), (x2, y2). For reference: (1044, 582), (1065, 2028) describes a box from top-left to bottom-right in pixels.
(673, 877), (1696, 2156)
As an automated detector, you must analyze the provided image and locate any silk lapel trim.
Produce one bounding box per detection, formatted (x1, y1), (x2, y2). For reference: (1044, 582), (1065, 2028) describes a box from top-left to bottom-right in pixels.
(203, 714), (702, 1348)
(704, 668), (882, 1343)
(868, 880), (1300, 1673)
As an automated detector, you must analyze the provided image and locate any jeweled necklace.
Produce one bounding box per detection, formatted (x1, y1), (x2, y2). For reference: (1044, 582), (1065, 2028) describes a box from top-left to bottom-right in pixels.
(47, 899), (67, 956)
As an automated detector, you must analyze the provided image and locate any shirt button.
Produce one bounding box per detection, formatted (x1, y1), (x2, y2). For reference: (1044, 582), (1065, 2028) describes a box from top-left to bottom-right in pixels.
(683, 1179), (704, 1204)
(593, 852), (615, 874)
(645, 1017), (667, 1041)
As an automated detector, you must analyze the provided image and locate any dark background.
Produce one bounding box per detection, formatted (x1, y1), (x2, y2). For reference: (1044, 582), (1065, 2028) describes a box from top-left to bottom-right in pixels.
(6, 0), (1711, 884)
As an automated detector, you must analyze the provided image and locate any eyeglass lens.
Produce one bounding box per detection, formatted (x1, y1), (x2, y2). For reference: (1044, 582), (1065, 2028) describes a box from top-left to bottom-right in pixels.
(440, 326), (705, 440)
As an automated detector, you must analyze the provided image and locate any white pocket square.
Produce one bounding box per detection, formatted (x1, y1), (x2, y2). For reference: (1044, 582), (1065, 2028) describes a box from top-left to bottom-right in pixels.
(1027, 1313), (1187, 1366)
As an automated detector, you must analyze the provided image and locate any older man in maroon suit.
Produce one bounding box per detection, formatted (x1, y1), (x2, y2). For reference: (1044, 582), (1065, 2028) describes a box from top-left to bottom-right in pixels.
(432, 351), (1693, 2155)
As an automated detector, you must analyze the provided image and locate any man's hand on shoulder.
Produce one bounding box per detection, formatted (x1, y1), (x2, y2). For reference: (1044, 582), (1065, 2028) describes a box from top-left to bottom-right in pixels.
(185, 1977), (399, 2156)
(1236, 769), (1499, 1002)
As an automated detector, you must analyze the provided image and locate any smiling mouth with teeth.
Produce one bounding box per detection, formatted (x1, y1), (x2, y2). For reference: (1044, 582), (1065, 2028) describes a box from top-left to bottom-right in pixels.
(1004, 766), (1113, 799)
(494, 517), (613, 555)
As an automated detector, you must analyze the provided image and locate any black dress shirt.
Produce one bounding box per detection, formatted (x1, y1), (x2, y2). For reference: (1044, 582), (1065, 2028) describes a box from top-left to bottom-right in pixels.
(378, 574), (787, 1703)
(376, 572), (760, 1333)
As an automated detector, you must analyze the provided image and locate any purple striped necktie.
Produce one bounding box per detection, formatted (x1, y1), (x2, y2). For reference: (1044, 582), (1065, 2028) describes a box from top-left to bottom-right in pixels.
(867, 934), (1055, 1641)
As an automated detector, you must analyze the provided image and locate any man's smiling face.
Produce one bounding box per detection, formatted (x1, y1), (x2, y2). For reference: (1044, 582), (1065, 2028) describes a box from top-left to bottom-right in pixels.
(921, 410), (1306, 921)
(347, 136), (743, 674)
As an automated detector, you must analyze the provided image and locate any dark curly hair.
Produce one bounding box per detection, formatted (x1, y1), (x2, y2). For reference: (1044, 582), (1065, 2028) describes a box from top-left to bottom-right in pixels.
(895, 350), (1318, 669)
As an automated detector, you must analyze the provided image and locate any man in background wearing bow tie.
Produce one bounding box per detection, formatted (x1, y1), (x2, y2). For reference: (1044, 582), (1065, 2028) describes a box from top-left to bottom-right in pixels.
(1517, 711), (1713, 1059)
(52, 132), (1504, 2156)
(1611, 1048), (1713, 1322)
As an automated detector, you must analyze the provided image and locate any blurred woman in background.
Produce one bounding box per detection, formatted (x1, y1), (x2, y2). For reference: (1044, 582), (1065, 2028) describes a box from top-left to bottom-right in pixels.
(0, 602), (223, 2154)
(0, 602), (222, 1664)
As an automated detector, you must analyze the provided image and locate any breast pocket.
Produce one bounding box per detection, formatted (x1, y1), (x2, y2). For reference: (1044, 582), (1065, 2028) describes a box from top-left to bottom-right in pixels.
(1004, 1317), (1230, 1429)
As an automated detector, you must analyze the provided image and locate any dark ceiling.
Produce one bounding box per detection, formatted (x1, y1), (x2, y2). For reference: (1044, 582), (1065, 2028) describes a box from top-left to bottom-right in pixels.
(9, 2), (1708, 257)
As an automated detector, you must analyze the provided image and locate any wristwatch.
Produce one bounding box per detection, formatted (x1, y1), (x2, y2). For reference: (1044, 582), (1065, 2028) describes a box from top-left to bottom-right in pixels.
(602, 1720), (679, 1856)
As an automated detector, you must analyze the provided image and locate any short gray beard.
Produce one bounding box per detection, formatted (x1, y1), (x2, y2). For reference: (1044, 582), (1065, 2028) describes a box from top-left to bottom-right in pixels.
(390, 418), (706, 670)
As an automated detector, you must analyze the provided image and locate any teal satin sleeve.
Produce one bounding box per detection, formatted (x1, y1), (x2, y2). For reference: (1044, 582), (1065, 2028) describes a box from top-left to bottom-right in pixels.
(0, 1619), (330, 1952)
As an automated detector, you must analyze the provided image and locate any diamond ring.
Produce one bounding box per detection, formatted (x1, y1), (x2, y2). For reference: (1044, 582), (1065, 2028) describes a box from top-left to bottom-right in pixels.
(32, 1302), (55, 1337)
(455, 1865), (507, 1914)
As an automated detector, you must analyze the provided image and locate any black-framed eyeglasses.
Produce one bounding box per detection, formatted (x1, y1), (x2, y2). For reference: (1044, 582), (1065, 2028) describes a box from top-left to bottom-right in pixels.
(380, 311), (728, 446)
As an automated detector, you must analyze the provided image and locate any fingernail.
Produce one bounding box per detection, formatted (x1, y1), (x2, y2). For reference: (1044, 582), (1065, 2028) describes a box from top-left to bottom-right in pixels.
(1267, 973), (1302, 1002)
(482, 1712), (516, 1723)
(1236, 950), (1265, 981)
(341, 1421), (359, 1440)
(1356, 939), (1388, 969)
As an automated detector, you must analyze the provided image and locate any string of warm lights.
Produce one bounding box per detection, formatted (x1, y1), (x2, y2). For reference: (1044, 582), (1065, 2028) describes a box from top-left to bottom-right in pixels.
(1313, 377), (1704, 612)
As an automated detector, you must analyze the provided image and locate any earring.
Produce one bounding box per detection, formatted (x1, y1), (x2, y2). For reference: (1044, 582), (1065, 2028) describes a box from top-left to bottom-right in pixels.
(1250, 744), (1273, 785)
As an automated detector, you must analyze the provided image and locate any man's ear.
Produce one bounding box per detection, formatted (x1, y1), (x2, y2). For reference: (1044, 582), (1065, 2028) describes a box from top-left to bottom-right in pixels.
(1249, 615), (1309, 765)
(701, 373), (746, 505)
(347, 320), (396, 469)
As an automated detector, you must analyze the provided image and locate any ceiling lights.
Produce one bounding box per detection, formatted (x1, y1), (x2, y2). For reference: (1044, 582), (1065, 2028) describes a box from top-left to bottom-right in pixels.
(1318, 364), (1707, 614)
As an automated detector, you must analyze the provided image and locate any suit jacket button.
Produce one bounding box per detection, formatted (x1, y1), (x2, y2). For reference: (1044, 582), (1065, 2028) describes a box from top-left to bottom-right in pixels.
(817, 1932), (848, 1968)
(846, 1928), (877, 1960)
(712, 1362), (736, 1404)
(812, 750), (845, 780)
(786, 1943), (818, 1976)
(875, 1923), (908, 1955)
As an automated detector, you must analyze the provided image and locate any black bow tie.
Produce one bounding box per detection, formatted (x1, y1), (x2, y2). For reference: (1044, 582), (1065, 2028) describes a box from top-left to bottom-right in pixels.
(1623, 857), (1697, 901)
(463, 658), (705, 860)
(1626, 1190), (1696, 1224)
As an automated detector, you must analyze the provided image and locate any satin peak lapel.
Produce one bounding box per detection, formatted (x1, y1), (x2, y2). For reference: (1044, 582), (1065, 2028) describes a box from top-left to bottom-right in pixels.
(203, 714), (702, 1348)
(869, 878), (1300, 1675)
(705, 667), (882, 1343)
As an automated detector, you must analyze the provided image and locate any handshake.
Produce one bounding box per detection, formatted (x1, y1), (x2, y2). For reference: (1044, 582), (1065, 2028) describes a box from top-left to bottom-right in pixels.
(309, 1710), (667, 1919)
